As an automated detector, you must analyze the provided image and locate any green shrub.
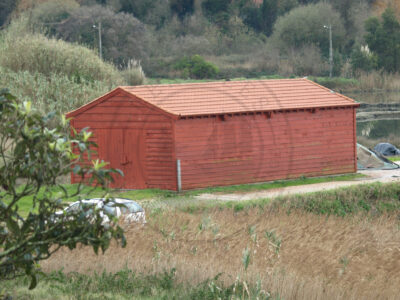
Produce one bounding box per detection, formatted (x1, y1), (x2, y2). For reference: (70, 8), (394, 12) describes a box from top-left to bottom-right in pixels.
(272, 2), (346, 56)
(0, 33), (124, 85)
(3, 269), (272, 299)
(278, 183), (400, 217)
(310, 76), (358, 90)
(174, 55), (219, 79)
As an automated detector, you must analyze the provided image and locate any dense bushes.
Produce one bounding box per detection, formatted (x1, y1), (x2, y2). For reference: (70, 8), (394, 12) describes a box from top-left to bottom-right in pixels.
(174, 55), (219, 79)
(350, 45), (377, 73)
(0, 0), (16, 27)
(280, 182), (400, 217)
(0, 21), (145, 118)
(0, 67), (109, 117)
(240, 0), (279, 36)
(3, 268), (270, 299)
(272, 2), (346, 56)
(29, 0), (78, 29)
(50, 5), (148, 66)
(170, 0), (195, 20)
(364, 8), (400, 73)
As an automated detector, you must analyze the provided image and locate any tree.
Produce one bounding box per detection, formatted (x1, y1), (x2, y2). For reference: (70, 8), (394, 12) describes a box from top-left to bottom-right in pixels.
(0, 0), (17, 27)
(118, 0), (170, 28)
(364, 8), (400, 73)
(170, 0), (195, 20)
(260, 0), (278, 36)
(119, 0), (155, 20)
(29, 0), (79, 37)
(350, 44), (377, 73)
(240, 0), (278, 36)
(55, 5), (148, 66)
(202, 0), (231, 18)
(372, 0), (400, 17)
(272, 2), (346, 57)
(0, 89), (125, 288)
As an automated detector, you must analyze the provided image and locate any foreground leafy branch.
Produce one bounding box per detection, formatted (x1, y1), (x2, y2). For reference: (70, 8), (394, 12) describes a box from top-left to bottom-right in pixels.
(0, 89), (125, 289)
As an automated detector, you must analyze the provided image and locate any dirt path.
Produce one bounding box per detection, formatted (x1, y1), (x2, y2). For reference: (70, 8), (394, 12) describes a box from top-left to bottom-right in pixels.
(195, 164), (400, 202)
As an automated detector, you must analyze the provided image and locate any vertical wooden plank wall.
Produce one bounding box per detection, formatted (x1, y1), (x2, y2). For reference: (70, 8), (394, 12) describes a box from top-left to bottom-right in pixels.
(175, 107), (356, 190)
(70, 92), (176, 190)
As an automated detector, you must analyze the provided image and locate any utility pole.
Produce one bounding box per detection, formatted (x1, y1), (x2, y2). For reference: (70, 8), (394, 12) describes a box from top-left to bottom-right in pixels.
(98, 21), (102, 60)
(93, 22), (102, 60)
(324, 24), (333, 78)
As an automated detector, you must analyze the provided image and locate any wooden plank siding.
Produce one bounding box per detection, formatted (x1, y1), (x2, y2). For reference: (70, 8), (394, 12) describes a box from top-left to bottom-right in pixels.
(67, 80), (360, 191)
(174, 107), (357, 190)
(70, 92), (177, 190)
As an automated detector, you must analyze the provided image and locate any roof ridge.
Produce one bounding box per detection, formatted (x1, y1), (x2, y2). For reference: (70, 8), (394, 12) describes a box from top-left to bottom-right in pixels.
(69, 79), (359, 118)
(303, 78), (356, 104)
(121, 78), (305, 89)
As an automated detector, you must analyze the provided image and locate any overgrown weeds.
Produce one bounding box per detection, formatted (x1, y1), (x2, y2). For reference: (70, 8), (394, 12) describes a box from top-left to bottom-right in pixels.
(357, 71), (400, 92)
(37, 187), (400, 299)
(3, 268), (274, 299)
(0, 19), (145, 121)
(0, 66), (110, 118)
(238, 182), (400, 217)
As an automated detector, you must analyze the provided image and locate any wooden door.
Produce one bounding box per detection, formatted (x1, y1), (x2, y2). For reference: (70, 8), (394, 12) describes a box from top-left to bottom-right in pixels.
(96, 129), (146, 189)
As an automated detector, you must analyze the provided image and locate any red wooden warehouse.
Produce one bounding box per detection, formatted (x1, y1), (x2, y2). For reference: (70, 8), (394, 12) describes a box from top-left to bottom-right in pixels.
(66, 79), (360, 191)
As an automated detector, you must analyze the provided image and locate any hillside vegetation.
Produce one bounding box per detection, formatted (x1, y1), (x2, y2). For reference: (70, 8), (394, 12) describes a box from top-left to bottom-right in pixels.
(0, 18), (144, 117)
(2, 0), (400, 82)
(1, 0), (400, 109)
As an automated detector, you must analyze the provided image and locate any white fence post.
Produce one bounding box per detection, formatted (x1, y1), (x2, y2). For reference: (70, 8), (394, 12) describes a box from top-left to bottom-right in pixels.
(177, 159), (182, 192)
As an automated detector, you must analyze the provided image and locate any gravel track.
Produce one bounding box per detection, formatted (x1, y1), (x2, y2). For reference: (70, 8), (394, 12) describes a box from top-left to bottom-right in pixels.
(195, 163), (400, 202)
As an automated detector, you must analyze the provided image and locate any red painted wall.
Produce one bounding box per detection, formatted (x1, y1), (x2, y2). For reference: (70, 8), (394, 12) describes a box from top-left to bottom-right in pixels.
(70, 92), (177, 190)
(174, 107), (357, 190)
(71, 91), (357, 191)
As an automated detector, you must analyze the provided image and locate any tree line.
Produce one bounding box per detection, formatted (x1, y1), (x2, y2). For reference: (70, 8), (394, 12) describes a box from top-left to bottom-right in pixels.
(1, 0), (400, 78)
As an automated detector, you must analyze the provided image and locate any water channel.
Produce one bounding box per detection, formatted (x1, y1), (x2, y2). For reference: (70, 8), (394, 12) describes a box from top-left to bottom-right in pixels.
(342, 91), (400, 146)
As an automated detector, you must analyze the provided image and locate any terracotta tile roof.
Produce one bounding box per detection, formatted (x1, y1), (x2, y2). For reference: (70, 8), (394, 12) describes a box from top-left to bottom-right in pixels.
(120, 79), (358, 117)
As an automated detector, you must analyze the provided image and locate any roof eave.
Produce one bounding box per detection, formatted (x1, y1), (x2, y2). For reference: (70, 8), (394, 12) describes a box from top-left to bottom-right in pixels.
(66, 87), (179, 120)
(177, 103), (360, 118)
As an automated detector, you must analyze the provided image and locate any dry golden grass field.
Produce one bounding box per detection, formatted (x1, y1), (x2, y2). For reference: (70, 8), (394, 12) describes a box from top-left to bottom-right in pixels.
(42, 206), (400, 299)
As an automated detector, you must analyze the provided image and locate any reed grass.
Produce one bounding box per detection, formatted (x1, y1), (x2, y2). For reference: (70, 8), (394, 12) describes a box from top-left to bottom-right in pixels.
(357, 71), (400, 92)
(38, 186), (400, 299)
(0, 67), (110, 117)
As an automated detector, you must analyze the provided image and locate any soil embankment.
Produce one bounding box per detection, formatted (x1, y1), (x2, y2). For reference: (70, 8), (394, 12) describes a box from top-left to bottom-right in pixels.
(357, 102), (400, 121)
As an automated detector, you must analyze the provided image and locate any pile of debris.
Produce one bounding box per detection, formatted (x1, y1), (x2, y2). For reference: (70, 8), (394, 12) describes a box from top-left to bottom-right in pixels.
(374, 143), (400, 156)
(357, 143), (399, 170)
